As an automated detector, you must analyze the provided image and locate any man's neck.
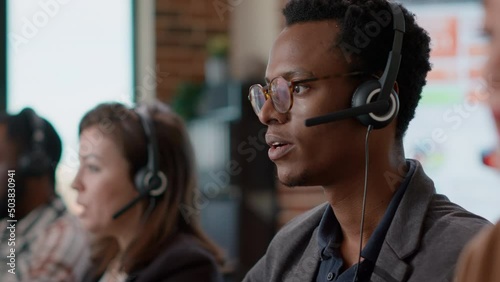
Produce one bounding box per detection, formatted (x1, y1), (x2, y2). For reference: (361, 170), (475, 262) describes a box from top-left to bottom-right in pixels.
(323, 157), (408, 266)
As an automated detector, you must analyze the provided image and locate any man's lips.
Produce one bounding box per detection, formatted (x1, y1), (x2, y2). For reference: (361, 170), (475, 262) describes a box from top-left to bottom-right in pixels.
(268, 144), (294, 161)
(266, 134), (294, 161)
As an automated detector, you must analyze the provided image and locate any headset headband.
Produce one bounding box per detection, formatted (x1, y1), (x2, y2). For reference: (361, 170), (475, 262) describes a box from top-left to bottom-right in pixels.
(377, 2), (406, 104)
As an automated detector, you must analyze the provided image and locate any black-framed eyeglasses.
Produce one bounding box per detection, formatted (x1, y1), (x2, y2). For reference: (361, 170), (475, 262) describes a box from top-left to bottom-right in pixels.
(248, 71), (365, 116)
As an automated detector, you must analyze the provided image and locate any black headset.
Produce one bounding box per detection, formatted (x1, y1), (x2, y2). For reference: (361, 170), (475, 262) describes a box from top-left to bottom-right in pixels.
(305, 2), (405, 129)
(17, 108), (52, 177)
(134, 107), (168, 197)
(112, 106), (168, 219)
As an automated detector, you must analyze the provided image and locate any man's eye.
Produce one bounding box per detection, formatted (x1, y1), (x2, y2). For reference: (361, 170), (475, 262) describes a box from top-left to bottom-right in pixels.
(293, 85), (309, 94)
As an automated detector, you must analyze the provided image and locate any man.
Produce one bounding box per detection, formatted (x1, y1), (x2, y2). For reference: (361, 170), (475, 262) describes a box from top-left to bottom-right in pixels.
(0, 108), (90, 281)
(454, 0), (500, 281)
(243, 1), (490, 281)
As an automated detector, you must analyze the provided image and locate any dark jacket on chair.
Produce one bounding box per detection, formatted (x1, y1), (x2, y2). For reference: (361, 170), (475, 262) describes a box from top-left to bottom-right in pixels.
(85, 233), (222, 282)
(125, 233), (222, 282)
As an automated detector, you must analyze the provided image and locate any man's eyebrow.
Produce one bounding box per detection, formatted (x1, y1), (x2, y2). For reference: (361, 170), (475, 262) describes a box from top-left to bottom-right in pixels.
(264, 70), (315, 83)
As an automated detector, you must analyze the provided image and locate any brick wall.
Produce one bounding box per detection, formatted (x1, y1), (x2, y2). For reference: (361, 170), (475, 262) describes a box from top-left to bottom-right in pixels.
(155, 0), (229, 102)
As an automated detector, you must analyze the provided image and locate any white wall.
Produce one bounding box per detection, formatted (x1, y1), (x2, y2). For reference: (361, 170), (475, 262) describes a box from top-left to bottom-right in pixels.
(7, 0), (135, 211)
(230, 0), (282, 81)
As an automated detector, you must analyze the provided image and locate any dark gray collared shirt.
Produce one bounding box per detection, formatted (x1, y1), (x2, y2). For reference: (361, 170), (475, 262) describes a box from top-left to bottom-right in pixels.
(315, 160), (416, 282)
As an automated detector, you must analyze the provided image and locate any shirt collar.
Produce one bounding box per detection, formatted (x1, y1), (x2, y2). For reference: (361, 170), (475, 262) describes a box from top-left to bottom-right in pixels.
(317, 204), (341, 259)
(362, 159), (416, 261)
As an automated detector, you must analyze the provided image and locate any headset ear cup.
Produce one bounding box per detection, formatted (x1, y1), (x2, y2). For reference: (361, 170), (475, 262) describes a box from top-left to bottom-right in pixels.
(134, 168), (149, 196)
(134, 168), (168, 198)
(352, 80), (400, 129)
(17, 153), (31, 177)
(29, 151), (51, 177)
(18, 150), (51, 178)
(148, 171), (167, 197)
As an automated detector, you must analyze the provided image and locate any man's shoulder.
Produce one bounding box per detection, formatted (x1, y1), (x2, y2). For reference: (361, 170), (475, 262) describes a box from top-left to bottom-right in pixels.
(46, 211), (86, 239)
(394, 196), (493, 281)
(39, 199), (86, 238)
(425, 193), (491, 239)
(261, 202), (328, 256)
(417, 194), (492, 265)
(243, 204), (327, 282)
(402, 160), (491, 242)
(462, 221), (500, 257)
(29, 199), (90, 265)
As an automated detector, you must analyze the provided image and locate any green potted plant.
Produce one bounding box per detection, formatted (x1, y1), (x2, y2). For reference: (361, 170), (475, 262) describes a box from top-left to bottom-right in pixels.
(171, 81), (203, 122)
(205, 34), (229, 86)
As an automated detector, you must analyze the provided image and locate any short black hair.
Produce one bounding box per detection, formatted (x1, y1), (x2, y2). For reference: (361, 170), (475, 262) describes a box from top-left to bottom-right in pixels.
(283, 0), (432, 139)
(0, 108), (62, 184)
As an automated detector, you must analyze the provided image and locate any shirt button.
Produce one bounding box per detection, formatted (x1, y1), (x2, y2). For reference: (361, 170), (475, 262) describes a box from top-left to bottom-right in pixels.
(327, 272), (335, 281)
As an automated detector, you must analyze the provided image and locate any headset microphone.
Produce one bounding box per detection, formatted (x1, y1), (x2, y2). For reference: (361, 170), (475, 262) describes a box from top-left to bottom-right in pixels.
(112, 106), (168, 220)
(112, 193), (147, 220)
(112, 175), (165, 220)
(305, 2), (405, 129)
(305, 100), (390, 127)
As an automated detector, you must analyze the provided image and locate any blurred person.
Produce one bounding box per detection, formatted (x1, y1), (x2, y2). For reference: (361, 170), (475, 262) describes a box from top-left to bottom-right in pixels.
(454, 0), (500, 281)
(243, 0), (491, 281)
(72, 102), (224, 282)
(0, 108), (90, 281)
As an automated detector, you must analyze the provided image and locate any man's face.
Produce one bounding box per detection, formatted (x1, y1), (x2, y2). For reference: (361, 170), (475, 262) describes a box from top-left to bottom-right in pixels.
(484, 0), (500, 141)
(259, 20), (369, 187)
(0, 124), (18, 218)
